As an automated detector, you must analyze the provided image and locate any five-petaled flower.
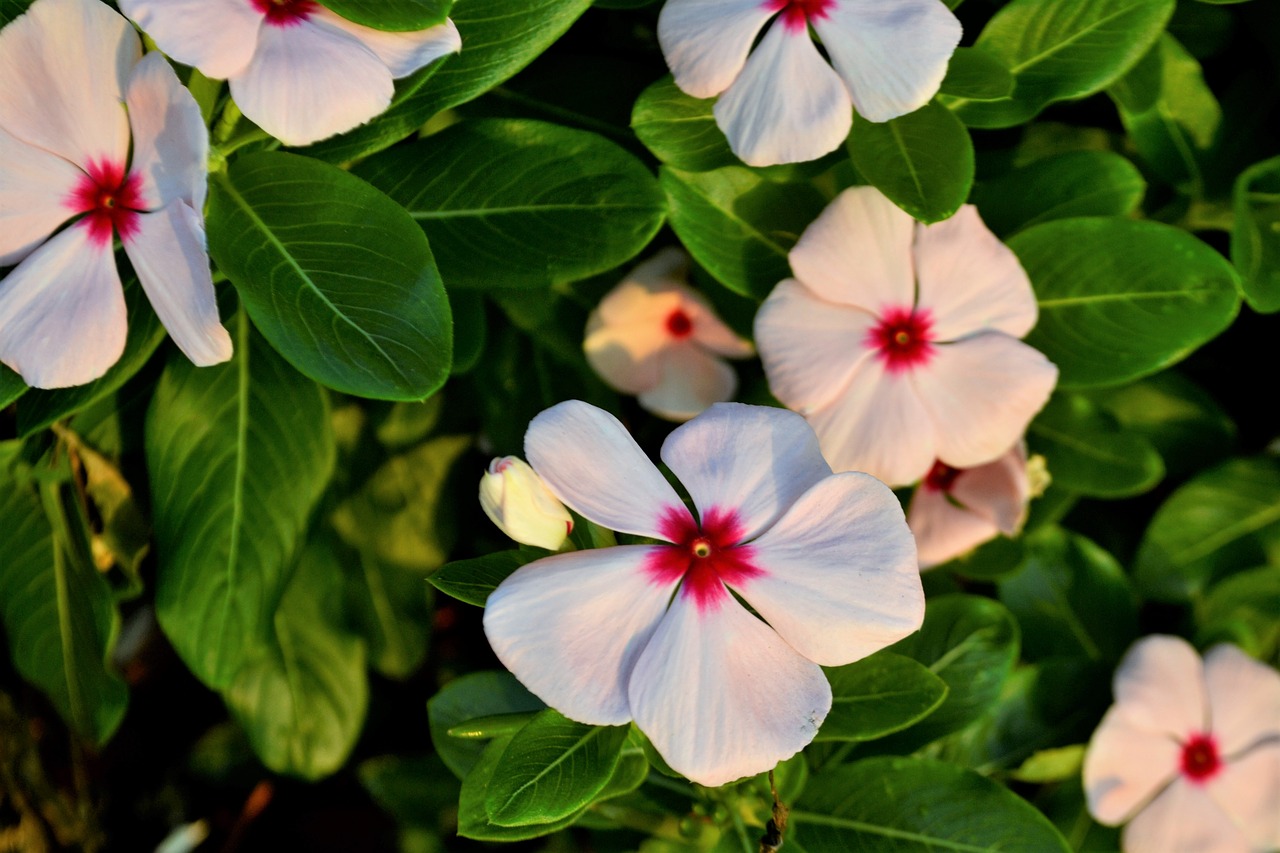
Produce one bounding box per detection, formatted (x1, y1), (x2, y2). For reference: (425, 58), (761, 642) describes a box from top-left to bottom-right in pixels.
(118, 0), (461, 146)
(1084, 635), (1280, 853)
(483, 400), (923, 786)
(0, 0), (231, 389)
(657, 0), (961, 166)
(754, 186), (1058, 487)
(585, 248), (755, 422)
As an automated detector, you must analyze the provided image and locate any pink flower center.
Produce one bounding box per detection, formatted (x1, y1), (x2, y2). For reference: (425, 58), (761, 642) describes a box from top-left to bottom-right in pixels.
(866, 306), (936, 373)
(645, 506), (765, 613)
(1180, 733), (1222, 783)
(251, 0), (319, 25)
(666, 308), (694, 339)
(923, 460), (962, 493)
(764, 0), (834, 32)
(66, 160), (144, 247)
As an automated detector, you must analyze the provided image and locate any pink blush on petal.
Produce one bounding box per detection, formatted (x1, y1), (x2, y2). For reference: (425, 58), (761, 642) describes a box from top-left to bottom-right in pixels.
(645, 505), (766, 613)
(763, 0), (834, 32)
(866, 306), (936, 373)
(66, 160), (145, 247)
(250, 0), (319, 26)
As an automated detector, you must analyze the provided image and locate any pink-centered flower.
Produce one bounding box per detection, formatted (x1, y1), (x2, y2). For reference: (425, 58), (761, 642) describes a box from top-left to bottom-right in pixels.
(657, 0), (961, 166)
(483, 400), (923, 786)
(754, 186), (1059, 487)
(585, 248), (755, 422)
(1084, 636), (1280, 853)
(0, 0), (231, 389)
(118, 0), (462, 146)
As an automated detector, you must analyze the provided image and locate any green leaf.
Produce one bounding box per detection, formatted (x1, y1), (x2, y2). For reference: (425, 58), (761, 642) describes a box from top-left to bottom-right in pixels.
(1010, 217), (1240, 388)
(345, 548), (433, 679)
(0, 366), (24, 409)
(1232, 155), (1280, 313)
(791, 757), (1070, 852)
(450, 290), (487, 374)
(950, 0), (1174, 128)
(1028, 393), (1164, 498)
(815, 651), (948, 742)
(847, 101), (974, 224)
(485, 710), (629, 826)
(428, 671), (545, 778)
(1135, 457), (1280, 602)
(972, 151), (1146, 237)
(938, 48), (1014, 101)
(429, 550), (538, 606)
(0, 0), (32, 26)
(631, 76), (736, 173)
(1196, 566), (1280, 661)
(209, 151), (451, 401)
(359, 754), (461, 832)
(1010, 745), (1086, 783)
(147, 312), (335, 690)
(316, 0), (451, 29)
(660, 165), (827, 300)
(354, 120), (665, 290)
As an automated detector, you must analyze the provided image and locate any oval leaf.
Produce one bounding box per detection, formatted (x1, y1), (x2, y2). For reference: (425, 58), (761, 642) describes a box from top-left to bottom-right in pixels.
(0, 366), (24, 409)
(631, 75), (736, 173)
(429, 550), (538, 607)
(428, 671), (546, 778)
(1028, 392), (1164, 498)
(1232, 155), (1280, 313)
(317, 0), (451, 29)
(972, 151), (1147, 237)
(816, 651), (948, 742)
(938, 47), (1014, 101)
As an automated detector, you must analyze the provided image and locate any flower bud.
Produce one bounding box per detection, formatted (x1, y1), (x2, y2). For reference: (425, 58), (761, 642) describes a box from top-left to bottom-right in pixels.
(479, 457), (573, 551)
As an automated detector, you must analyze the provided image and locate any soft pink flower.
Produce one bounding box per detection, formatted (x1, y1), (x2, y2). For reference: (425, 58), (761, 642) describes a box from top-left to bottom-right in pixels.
(1084, 636), (1280, 853)
(585, 248), (754, 422)
(483, 400), (922, 786)
(657, 0), (961, 166)
(0, 0), (231, 389)
(118, 0), (461, 146)
(754, 186), (1058, 487)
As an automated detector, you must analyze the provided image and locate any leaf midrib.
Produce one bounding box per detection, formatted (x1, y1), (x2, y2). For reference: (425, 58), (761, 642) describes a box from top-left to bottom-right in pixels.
(491, 725), (613, 818)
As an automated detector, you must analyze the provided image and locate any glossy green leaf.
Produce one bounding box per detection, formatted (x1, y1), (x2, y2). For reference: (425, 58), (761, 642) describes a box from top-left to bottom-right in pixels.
(631, 76), (736, 172)
(1232, 155), (1280, 313)
(1011, 218), (1240, 388)
(317, 0), (450, 29)
(0, 0), (32, 26)
(972, 151), (1146, 237)
(0, 366), (24, 409)
(950, 0), (1174, 128)
(209, 151), (451, 401)
(938, 48), (1014, 101)
(346, 548), (433, 679)
(1196, 567), (1280, 660)
(428, 671), (545, 778)
(355, 120), (665, 290)
(147, 313), (335, 690)
(359, 754), (461, 832)
(1028, 393), (1164, 497)
(847, 101), (974, 223)
(815, 651), (948, 742)
(450, 290), (486, 374)
(429, 549), (537, 606)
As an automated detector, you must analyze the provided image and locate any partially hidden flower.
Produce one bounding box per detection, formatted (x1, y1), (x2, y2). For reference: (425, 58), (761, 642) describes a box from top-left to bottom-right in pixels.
(657, 0), (961, 166)
(754, 186), (1059, 487)
(483, 400), (923, 786)
(479, 456), (574, 552)
(1084, 635), (1280, 853)
(585, 248), (754, 422)
(118, 0), (462, 146)
(0, 0), (231, 389)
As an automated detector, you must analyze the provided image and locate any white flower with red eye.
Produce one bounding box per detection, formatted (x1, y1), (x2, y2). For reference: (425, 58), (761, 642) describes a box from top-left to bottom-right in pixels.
(117, 0), (461, 146)
(656, 0), (961, 166)
(482, 400), (923, 786)
(0, 0), (231, 389)
(584, 248), (755, 422)
(1084, 636), (1280, 853)
(754, 186), (1059, 487)
(908, 445), (1031, 569)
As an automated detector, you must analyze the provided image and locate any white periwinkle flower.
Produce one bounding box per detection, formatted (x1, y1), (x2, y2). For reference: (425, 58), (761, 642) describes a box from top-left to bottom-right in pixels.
(479, 456), (574, 552)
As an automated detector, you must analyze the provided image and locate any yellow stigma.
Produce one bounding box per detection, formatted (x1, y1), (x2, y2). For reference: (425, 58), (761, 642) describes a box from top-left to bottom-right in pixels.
(692, 539), (712, 558)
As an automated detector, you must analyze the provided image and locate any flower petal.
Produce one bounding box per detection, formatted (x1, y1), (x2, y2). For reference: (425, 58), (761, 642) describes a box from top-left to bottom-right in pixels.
(914, 333), (1057, 470)
(0, 126), (81, 266)
(311, 11), (460, 78)
(125, 52), (209, 211)
(907, 484), (1001, 569)
(0, 223), (126, 389)
(737, 472), (922, 665)
(1123, 777), (1253, 853)
(1209, 743), (1280, 849)
(524, 400), (687, 540)
(118, 0), (262, 80)
(1112, 635), (1208, 739)
(656, 0), (777, 99)
(660, 402), (831, 541)
(637, 344), (737, 422)
(1083, 707), (1181, 825)
(812, 0), (961, 123)
(1202, 644), (1280, 756)
(914, 205), (1039, 341)
(0, 0), (137, 167)
(122, 201), (232, 367)
(584, 314), (668, 396)
(950, 444), (1030, 535)
(787, 186), (916, 312)
(627, 591), (831, 786)
(229, 19), (393, 146)
(712, 20), (853, 167)
(483, 546), (676, 726)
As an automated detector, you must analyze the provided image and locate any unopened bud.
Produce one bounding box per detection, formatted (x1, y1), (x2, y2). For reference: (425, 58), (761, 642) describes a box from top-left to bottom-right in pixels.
(479, 457), (573, 551)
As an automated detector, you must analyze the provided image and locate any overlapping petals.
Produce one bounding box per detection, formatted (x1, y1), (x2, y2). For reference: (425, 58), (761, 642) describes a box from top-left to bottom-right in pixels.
(484, 400), (922, 786)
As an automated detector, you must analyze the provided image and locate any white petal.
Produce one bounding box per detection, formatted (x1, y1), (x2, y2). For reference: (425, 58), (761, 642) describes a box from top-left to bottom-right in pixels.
(0, 223), (126, 389)
(483, 546), (676, 726)
(627, 591), (831, 786)
(1203, 644), (1280, 756)
(584, 315), (668, 397)
(1113, 635), (1209, 739)
(812, 0), (961, 123)
(914, 205), (1039, 341)
(524, 400), (687, 540)
(1123, 777), (1254, 853)
(1083, 707), (1181, 826)
(118, 0), (262, 80)
(713, 21), (853, 167)
(755, 278), (878, 413)
(1209, 744), (1280, 849)
(125, 53), (209, 211)
(597, 247), (690, 324)
(0, 0), (138, 167)
(229, 20), (394, 146)
(311, 10), (460, 78)
(0, 126), (80, 266)
(122, 201), (232, 367)
(907, 485), (1001, 569)
(950, 444), (1030, 535)
(738, 472), (922, 665)
(656, 0), (776, 99)
(638, 345), (738, 422)
(787, 186), (917, 312)
(914, 333), (1058, 469)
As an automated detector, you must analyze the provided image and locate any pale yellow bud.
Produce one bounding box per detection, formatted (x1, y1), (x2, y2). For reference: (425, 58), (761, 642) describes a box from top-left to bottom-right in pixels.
(479, 457), (573, 551)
